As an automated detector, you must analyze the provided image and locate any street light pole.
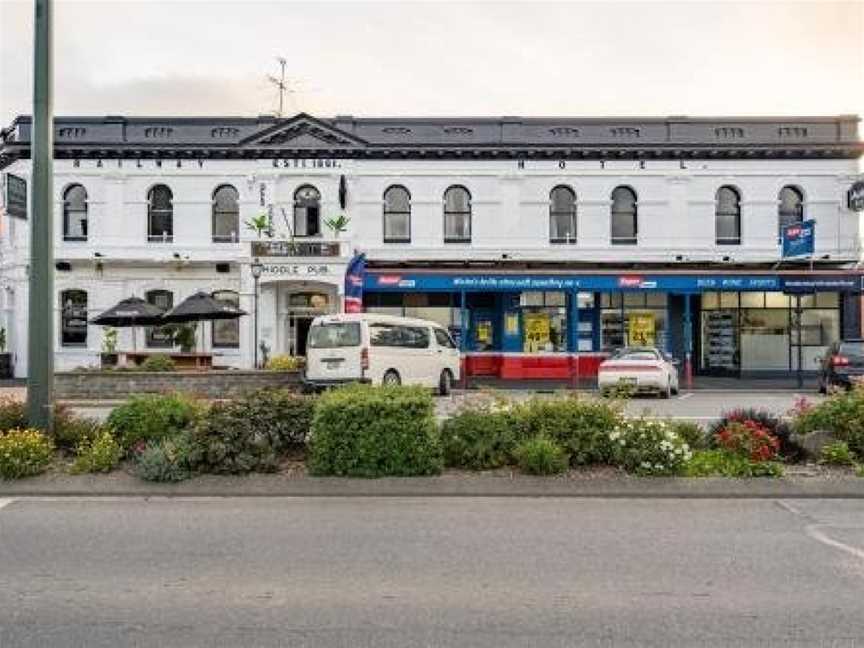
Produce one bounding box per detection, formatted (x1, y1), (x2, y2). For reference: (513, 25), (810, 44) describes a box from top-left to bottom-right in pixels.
(250, 258), (263, 369)
(27, 0), (55, 430)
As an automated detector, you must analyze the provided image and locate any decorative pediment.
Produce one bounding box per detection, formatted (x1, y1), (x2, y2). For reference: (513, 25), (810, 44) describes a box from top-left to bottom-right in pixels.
(241, 114), (367, 149)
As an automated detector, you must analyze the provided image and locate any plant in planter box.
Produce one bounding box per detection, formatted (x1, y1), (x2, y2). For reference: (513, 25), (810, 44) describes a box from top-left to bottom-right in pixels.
(169, 324), (197, 353)
(715, 420), (780, 463)
(324, 213), (350, 238)
(0, 327), (11, 379)
(609, 418), (692, 476)
(100, 327), (119, 367)
(0, 428), (55, 479)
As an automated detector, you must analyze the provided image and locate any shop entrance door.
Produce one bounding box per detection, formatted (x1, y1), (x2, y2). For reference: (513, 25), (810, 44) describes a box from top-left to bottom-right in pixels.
(292, 316), (314, 357)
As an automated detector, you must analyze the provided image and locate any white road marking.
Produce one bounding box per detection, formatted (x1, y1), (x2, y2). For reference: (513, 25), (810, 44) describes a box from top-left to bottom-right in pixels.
(0, 498), (15, 512)
(805, 524), (864, 563)
(677, 393), (694, 400)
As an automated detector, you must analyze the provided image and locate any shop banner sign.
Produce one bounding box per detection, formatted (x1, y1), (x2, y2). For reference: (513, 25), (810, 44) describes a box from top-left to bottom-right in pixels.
(343, 253), (365, 313)
(782, 220), (815, 258)
(782, 275), (860, 294)
(4, 173), (27, 219)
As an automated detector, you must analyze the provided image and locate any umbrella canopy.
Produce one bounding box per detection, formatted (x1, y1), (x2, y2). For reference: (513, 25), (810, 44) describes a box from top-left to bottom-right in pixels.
(161, 291), (247, 324)
(90, 296), (165, 327)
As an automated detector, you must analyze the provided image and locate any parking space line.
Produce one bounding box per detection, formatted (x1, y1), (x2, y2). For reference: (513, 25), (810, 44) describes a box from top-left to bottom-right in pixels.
(805, 524), (864, 563)
(0, 498), (15, 512)
(677, 393), (694, 400)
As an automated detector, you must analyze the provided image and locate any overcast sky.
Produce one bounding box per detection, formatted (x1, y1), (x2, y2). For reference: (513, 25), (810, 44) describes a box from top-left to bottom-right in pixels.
(0, 0), (863, 124)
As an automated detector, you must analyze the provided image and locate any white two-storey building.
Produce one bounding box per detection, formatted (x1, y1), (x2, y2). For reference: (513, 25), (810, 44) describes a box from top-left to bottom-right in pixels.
(1, 113), (862, 380)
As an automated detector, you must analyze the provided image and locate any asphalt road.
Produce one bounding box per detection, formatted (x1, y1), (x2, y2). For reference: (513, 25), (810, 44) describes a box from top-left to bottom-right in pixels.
(1, 497), (862, 647)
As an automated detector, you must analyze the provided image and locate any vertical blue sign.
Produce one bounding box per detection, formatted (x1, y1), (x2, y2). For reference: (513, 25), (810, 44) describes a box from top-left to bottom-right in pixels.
(782, 219), (815, 258)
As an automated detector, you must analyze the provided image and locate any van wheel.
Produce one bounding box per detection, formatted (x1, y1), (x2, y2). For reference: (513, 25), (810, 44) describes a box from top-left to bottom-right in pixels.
(438, 370), (453, 396)
(382, 370), (401, 386)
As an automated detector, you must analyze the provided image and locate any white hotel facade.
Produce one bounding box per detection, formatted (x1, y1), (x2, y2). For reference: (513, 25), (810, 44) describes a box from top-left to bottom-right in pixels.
(0, 113), (862, 380)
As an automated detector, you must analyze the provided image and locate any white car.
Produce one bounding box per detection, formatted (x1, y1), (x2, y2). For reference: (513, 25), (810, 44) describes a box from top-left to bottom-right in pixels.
(597, 347), (680, 398)
(303, 313), (461, 395)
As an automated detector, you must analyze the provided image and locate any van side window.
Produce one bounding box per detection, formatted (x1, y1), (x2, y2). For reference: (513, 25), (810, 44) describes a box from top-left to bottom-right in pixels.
(434, 328), (456, 349)
(370, 323), (430, 349)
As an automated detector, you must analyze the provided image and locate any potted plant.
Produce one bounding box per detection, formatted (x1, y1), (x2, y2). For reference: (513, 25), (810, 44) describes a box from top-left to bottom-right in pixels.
(324, 213), (350, 238)
(100, 327), (119, 368)
(170, 323), (198, 353)
(0, 327), (11, 379)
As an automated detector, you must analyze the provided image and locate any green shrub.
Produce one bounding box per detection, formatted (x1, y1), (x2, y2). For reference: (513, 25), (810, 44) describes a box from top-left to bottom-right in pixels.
(671, 421), (708, 450)
(133, 435), (194, 482)
(609, 418), (692, 476)
(440, 402), (521, 470)
(819, 441), (857, 467)
(0, 397), (26, 432)
(186, 389), (313, 474)
(51, 405), (104, 451)
(514, 436), (569, 475)
(309, 384), (442, 478)
(685, 449), (784, 478)
(515, 396), (623, 466)
(709, 407), (800, 459)
(107, 393), (204, 450)
(139, 354), (176, 372)
(265, 354), (303, 371)
(70, 429), (123, 474)
(0, 428), (55, 479)
(792, 388), (864, 457)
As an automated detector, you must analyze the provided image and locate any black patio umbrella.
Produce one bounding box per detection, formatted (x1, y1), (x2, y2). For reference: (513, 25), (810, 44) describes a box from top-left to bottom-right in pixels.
(90, 296), (166, 351)
(161, 291), (247, 352)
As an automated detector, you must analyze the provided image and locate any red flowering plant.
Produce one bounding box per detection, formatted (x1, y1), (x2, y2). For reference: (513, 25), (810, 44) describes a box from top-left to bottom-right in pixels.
(715, 420), (780, 462)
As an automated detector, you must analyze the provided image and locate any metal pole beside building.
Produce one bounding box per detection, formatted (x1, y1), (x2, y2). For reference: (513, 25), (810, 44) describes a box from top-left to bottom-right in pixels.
(26, 0), (55, 430)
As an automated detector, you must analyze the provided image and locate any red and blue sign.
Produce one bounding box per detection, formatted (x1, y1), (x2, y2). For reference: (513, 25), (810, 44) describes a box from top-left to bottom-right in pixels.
(343, 253), (366, 313)
(782, 219), (815, 258)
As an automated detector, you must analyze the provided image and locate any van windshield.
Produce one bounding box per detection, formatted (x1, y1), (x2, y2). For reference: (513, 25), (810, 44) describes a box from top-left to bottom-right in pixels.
(308, 322), (362, 349)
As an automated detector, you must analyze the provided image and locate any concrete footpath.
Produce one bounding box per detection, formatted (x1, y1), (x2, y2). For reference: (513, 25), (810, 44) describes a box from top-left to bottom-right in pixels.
(2, 470), (863, 499)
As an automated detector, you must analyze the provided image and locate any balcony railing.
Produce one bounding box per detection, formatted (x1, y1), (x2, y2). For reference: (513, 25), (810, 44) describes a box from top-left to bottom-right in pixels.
(251, 239), (344, 258)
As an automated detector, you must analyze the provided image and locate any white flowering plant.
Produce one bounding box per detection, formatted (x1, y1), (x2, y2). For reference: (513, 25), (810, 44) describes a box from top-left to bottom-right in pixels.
(609, 418), (692, 476)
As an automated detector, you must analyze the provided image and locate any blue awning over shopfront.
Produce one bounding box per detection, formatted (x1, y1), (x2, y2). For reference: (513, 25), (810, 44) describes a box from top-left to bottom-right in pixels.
(364, 271), (862, 294)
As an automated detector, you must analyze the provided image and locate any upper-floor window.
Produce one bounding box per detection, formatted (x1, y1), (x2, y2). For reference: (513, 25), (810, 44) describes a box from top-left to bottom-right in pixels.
(211, 290), (240, 348)
(610, 186), (637, 245)
(60, 289), (88, 347)
(145, 289), (174, 347)
(778, 185), (804, 241)
(443, 185), (471, 243)
(212, 184), (239, 243)
(62, 184), (88, 241)
(716, 186), (742, 245)
(147, 184), (173, 243)
(550, 185), (577, 244)
(293, 185), (320, 237)
(383, 185), (411, 243)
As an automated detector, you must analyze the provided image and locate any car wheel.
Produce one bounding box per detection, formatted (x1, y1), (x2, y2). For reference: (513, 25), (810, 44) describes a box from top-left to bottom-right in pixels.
(382, 370), (401, 386)
(438, 370), (453, 396)
(660, 380), (671, 399)
(671, 382), (679, 396)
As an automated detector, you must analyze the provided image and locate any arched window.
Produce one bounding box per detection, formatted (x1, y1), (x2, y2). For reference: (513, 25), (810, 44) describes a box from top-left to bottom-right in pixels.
(211, 290), (240, 348)
(778, 185), (804, 241)
(610, 186), (637, 245)
(145, 289), (174, 347)
(60, 289), (87, 347)
(293, 185), (320, 237)
(212, 184), (239, 243)
(716, 186), (741, 245)
(443, 185), (471, 243)
(550, 185), (576, 244)
(147, 184), (173, 242)
(63, 184), (88, 241)
(383, 185), (411, 243)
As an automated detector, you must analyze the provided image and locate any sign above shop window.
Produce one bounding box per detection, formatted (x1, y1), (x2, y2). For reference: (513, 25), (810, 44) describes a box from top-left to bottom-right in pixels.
(782, 219), (815, 258)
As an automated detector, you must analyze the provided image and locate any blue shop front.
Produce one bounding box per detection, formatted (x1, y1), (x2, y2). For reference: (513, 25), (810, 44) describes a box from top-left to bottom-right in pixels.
(362, 270), (863, 380)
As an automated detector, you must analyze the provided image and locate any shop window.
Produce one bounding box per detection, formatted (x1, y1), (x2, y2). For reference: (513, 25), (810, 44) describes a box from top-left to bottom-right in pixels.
(778, 186), (804, 241)
(715, 186), (741, 245)
(287, 292), (329, 309)
(145, 289), (174, 347)
(623, 292), (645, 307)
(701, 292), (719, 310)
(600, 291), (668, 351)
(443, 186), (471, 243)
(720, 292), (739, 309)
(816, 292), (839, 308)
(383, 185), (411, 243)
(211, 290), (240, 348)
(740, 292), (765, 308)
(147, 184), (173, 243)
(764, 292), (790, 309)
(522, 291), (567, 353)
(293, 185), (321, 237)
(62, 184), (88, 241)
(645, 293), (668, 308)
(549, 185), (577, 244)
(60, 289), (87, 347)
(212, 185), (239, 243)
(610, 186), (637, 245)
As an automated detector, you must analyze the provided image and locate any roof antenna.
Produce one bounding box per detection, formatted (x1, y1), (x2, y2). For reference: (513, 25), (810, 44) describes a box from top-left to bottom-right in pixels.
(267, 57), (290, 118)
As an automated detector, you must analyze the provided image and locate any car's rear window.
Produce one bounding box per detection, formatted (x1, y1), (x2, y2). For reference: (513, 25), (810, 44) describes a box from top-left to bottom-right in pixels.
(839, 342), (864, 357)
(614, 351), (658, 362)
(308, 322), (362, 349)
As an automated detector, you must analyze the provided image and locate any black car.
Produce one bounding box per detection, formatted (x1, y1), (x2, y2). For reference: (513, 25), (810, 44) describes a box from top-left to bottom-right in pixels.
(818, 339), (864, 393)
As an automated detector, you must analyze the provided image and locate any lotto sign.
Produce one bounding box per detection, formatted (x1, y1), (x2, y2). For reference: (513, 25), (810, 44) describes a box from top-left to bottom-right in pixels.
(628, 313), (656, 347)
(782, 219), (815, 258)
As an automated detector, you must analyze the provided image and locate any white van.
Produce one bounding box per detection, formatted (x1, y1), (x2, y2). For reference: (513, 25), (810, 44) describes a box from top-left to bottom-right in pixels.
(303, 313), (461, 395)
